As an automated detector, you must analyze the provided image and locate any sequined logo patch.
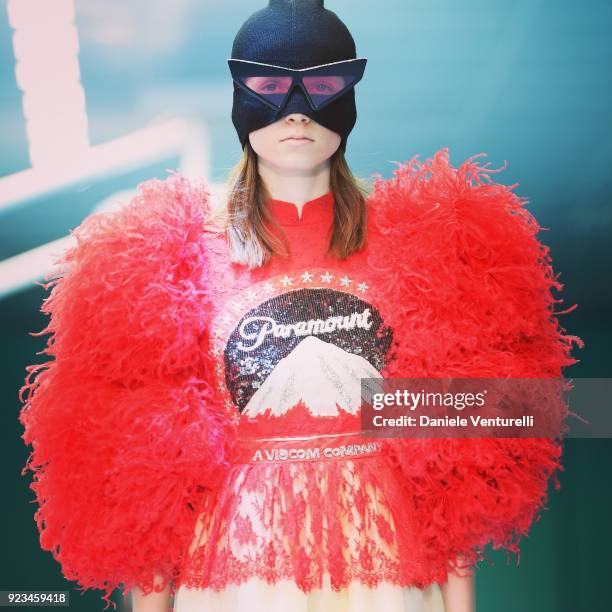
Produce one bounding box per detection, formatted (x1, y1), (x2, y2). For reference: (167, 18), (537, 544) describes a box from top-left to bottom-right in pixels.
(213, 277), (394, 417)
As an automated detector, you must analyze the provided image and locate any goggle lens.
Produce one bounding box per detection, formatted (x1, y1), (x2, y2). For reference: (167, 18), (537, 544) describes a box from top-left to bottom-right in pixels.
(302, 75), (356, 106)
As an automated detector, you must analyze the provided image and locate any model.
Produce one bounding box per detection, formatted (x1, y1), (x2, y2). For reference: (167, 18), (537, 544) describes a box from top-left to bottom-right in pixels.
(18, 1), (582, 612)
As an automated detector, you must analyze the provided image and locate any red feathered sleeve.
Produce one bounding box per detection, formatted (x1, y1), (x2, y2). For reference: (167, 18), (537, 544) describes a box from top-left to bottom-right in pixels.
(18, 174), (236, 609)
(367, 148), (584, 583)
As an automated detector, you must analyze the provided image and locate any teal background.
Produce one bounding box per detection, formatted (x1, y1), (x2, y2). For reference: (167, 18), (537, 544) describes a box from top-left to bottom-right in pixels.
(1, 1), (610, 610)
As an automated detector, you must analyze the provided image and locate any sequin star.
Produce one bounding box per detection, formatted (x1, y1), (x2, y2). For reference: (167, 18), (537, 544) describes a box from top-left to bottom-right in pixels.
(301, 271), (314, 283)
(339, 275), (352, 287)
(231, 300), (243, 312)
(280, 275), (293, 287)
(245, 290), (258, 302)
(357, 282), (369, 293)
(262, 282), (275, 294)
(320, 271), (334, 283)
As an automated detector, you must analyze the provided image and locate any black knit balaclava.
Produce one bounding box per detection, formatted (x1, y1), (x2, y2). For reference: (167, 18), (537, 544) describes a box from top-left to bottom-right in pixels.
(230, 0), (359, 151)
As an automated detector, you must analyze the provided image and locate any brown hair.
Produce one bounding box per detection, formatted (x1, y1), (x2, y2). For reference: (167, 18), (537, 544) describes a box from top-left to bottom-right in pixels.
(206, 140), (372, 269)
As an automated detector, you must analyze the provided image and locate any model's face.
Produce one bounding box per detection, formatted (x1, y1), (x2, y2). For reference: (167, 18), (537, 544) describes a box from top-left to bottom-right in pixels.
(248, 113), (341, 171)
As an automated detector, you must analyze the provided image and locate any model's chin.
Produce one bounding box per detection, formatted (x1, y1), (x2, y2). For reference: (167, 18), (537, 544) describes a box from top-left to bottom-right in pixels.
(275, 143), (322, 159)
(268, 152), (328, 173)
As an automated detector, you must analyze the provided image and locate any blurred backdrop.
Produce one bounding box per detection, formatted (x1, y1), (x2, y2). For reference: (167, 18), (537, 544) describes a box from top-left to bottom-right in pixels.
(1, 1), (610, 610)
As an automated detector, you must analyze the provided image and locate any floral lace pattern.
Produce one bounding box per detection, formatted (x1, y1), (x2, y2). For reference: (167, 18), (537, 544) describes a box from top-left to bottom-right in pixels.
(177, 452), (433, 592)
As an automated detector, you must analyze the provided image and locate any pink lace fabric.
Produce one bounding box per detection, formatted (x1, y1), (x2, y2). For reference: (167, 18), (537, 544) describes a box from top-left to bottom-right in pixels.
(176, 409), (436, 598)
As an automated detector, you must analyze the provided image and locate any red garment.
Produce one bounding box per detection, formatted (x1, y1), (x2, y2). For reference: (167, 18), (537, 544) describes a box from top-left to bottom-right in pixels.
(18, 148), (583, 610)
(178, 188), (430, 595)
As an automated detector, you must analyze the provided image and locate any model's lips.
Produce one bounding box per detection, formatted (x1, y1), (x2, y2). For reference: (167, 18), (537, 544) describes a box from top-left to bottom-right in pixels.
(281, 136), (314, 142)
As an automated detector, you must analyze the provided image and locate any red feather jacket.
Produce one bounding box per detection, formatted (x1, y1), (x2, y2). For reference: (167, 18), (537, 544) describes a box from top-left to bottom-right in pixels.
(18, 148), (582, 609)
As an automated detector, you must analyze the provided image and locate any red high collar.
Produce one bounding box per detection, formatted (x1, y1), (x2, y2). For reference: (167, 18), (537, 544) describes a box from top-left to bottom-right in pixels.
(267, 190), (335, 227)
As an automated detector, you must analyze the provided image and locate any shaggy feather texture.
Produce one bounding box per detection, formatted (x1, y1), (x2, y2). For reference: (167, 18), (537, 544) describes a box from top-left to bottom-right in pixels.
(366, 147), (584, 580)
(19, 175), (237, 609)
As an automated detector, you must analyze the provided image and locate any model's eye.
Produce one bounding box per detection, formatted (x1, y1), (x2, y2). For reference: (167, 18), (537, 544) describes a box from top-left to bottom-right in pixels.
(314, 82), (333, 92)
(303, 76), (347, 96)
(243, 76), (292, 95)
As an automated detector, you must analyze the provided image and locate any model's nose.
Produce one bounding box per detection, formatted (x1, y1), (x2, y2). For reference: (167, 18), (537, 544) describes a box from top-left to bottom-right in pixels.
(284, 113), (311, 124)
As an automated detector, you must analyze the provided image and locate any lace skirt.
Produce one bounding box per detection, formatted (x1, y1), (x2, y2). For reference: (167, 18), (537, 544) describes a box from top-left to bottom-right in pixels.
(174, 576), (444, 611)
(174, 425), (445, 612)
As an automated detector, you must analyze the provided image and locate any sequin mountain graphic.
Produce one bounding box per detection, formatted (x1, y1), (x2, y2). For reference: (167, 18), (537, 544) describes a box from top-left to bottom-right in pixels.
(242, 335), (382, 418)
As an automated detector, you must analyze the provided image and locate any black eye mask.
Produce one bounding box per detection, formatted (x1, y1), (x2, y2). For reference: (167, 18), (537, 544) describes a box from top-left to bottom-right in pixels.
(229, 0), (366, 152)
